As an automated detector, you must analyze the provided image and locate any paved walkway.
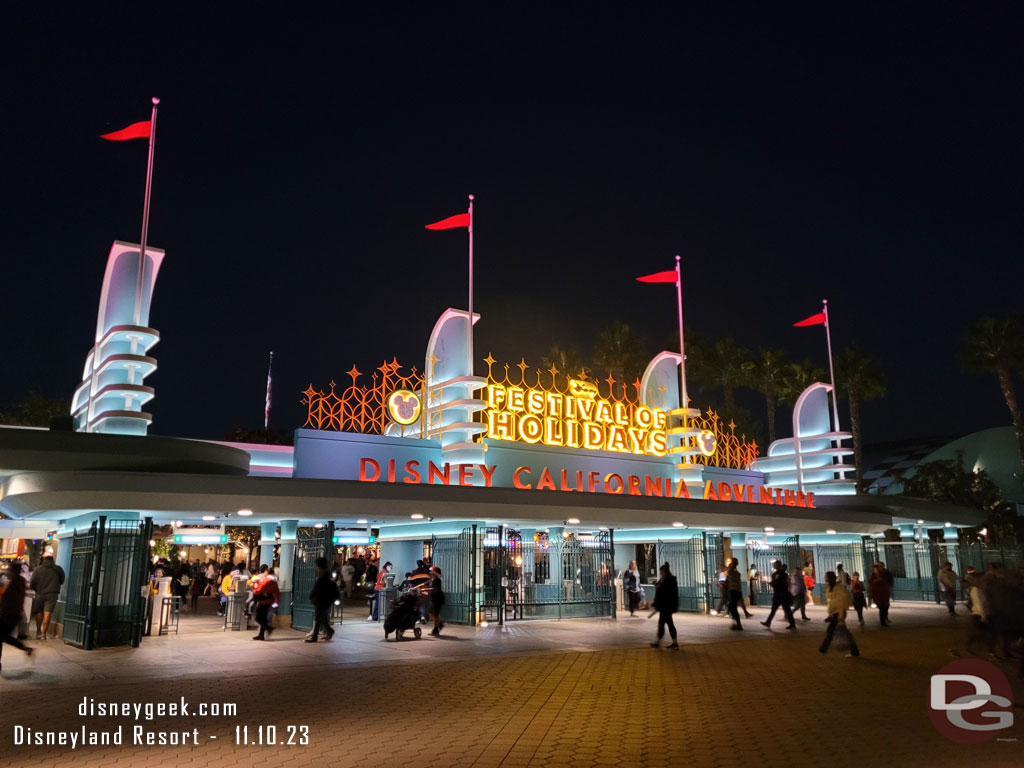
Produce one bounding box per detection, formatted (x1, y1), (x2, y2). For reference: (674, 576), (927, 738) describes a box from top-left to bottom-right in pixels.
(1, 602), (1022, 766)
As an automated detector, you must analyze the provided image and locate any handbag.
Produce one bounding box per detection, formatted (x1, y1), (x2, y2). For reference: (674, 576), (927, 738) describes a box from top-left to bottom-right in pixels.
(833, 620), (852, 651)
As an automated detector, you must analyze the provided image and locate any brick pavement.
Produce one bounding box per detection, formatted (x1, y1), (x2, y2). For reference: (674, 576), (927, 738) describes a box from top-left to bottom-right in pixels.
(1, 608), (1022, 767)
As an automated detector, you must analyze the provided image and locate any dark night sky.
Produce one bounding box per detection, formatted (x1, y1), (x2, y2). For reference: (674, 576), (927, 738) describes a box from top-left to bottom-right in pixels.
(2, 3), (1022, 445)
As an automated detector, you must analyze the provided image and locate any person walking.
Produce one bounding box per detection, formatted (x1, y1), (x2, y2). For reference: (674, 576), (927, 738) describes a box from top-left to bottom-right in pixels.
(0, 561), (33, 671)
(649, 562), (679, 649)
(28, 555), (63, 640)
(341, 559), (356, 599)
(868, 564), (892, 627)
(747, 562), (759, 606)
(714, 564), (729, 615)
(622, 560), (643, 617)
(850, 571), (867, 624)
(367, 561), (392, 621)
(725, 559), (744, 631)
(819, 571), (859, 657)
(428, 566), (446, 636)
(937, 562), (959, 616)
(251, 564), (280, 641)
(760, 561), (796, 630)
(307, 557), (341, 642)
(791, 566), (810, 621)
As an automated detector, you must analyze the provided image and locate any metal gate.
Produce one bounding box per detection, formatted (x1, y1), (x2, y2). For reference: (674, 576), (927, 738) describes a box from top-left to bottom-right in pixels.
(61, 516), (152, 650)
(811, 544), (869, 599)
(702, 532), (724, 613)
(291, 523), (334, 631)
(482, 526), (521, 623)
(62, 523), (98, 648)
(431, 525), (477, 625)
(658, 537), (707, 612)
(878, 541), (935, 601)
(750, 536), (800, 599)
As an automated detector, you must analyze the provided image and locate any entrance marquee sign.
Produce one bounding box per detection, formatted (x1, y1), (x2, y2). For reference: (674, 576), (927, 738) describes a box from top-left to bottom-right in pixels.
(484, 379), (670, 456)
(358, 457), (818, 508)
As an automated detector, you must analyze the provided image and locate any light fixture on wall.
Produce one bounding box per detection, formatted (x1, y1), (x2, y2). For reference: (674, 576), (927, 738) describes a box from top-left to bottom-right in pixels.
(237, 509), (253, 517)
(202, 515), (215, 521)
(357, 519), (368, 524)
(411, 513), (424, 520)
(566, 517), (580, 525)
(672, 522), (685, 528)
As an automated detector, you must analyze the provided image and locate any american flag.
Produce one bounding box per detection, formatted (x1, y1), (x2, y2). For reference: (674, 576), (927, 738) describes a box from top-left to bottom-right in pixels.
(264, 351), (274, 430)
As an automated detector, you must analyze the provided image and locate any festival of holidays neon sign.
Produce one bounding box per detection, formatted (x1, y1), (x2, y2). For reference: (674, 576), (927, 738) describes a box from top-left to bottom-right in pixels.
(357, 458), (817, 508)
(484, 379), (670, 457)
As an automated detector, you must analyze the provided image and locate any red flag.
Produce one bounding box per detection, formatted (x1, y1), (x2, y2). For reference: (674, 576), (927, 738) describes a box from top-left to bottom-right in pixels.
(794, 312), (826, 327)
(636, 270), (677, 283)
(100, 120), (152, 141)
(425, 213), (470, 230)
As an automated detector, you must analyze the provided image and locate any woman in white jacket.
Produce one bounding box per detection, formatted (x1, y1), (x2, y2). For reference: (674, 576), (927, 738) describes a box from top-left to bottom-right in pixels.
(819, 571), (859, 657)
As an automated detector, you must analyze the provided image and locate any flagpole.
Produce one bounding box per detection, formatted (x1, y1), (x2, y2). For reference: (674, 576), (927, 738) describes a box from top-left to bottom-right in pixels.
(133, 97), (160, 327)
(823, 299), (841, 432)
(675, 255), (688, 409)
(467, 194), (474, 375)
(264, 350), (274, 435)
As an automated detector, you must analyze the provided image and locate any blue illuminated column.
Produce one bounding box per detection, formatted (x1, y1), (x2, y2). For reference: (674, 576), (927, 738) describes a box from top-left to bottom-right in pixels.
(259, 522), (278, 568)
(729, 533), (749, 577)
(639, 352), (703, 494)
(71, 241), (165, 435)
(277, 520), (298, 615)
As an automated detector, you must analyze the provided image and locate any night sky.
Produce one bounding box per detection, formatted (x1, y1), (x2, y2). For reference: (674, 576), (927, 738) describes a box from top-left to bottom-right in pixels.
(2, 4), (1022, 446)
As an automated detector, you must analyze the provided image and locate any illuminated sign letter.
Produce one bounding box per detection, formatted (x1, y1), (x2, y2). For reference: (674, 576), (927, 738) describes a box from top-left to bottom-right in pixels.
(487, 384), (507, 410)
(604, 473), (624, 494)
(479, 464), (497, 487)
(507, 387), (525, 412)
(595, 401), (613, 424)
(428, 461), (450, 486)
(627, 475), (642, 496)
(583, 423), (605, 450)
(644, 475), (663, 497)
(519, 414), (544, 444)
(487, 410), (516, 441)
(649, 431), (668, 457)
(759, 486), (774, 504)
(635, 405), (654, 429)
(543, 417), (564, 446)
(606, 426), (628, 453)
(526, 389), (545, 415)
(537, 467), (556, 491)
(806, 493), (816, 509)
(404, 460), (421, 484)
(359, 458), (381, 482)
(703, 481), (718, 501)
(458, 464), (474, 487)
(513, 466), (532, 489)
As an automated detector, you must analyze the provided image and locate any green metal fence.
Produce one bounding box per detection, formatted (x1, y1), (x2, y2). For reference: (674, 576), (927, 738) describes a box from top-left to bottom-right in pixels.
(61, 516), (151, 650)
(658, 537), (709, 612)
(431, 526), (477, 625)
(291, 523), (334, 632)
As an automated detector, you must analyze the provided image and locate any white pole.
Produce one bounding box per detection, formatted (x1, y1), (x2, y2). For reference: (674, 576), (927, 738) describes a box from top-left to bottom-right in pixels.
(675, 255), (687, 408)
(133, 97), (160, 327)
(467, 194), (474, 376)
(823, 299), (841, 433)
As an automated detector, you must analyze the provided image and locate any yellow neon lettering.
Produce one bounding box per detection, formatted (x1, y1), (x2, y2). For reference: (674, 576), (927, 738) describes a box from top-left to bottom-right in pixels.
(649, 431), (667, 456)
(654, 410), (668, 430)
(606, 425), (628, 452)
(526, 389), (545, 415)
(486, 384), (506, 410)
(487, 411), (515, 441)
(594, 401), (612, 423)
(543, 416), (563, 446)
(566, 420), (582, 448)
(518, 414), (543, 443)
(583, 423), (604, 450)
(635, 405), (653, 429)
(613, 402), (629, 426)
(507, 387), (525, 412)
(545, 391), (563, 418)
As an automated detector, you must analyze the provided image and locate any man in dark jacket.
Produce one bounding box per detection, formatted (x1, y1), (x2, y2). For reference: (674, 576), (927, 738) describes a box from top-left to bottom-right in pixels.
(1, 562), (33, 670)
(29, 555), (64, 640)
(307, 557), (341, 642)
(650, 562), (679, 649)
(760, 560), (797, 630)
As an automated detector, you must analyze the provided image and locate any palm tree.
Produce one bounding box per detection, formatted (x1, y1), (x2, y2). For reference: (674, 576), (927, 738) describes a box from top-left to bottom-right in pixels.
(778, 360), (826, 405)
(961, 314), (1024, 481)
(741, 348), (788, 444)
(689, 338), (750, 413)
(834, 347), (887, 492)
(540, 344), (591, 388)
(592, 322), (648, 385)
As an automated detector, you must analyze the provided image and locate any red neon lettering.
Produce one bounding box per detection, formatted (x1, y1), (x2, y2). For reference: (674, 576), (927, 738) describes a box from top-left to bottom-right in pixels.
(513, 466), (532, 489)
(458, 464), (473, 487)
(605, 474), (624, 494)
(560, 470), (572, 492)
(627, 475), (642, 496)
(675, 480), (691, 499)
(718, 482), (732, 501)
(478, 464), (496, 488)
(588, 471), (600, 493)
(784, 490), (796, 507)
(387, 459), (396, 483)
(359, 458), (381, 482)
(428, 461), (450, 486)
(537, 468), (556, 491)
(732, 483), (745, 502)
(806, 493), (817, 509)
(703, 481), (718, 501)
(759, 486), (774, 504)
(795, 491), (807, 508)
(403, 460), (421, 484)
(645, 476), (663, 497)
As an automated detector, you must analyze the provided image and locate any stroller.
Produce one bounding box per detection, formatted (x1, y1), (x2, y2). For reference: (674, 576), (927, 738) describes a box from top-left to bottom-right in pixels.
(384, 589), (423, 640)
